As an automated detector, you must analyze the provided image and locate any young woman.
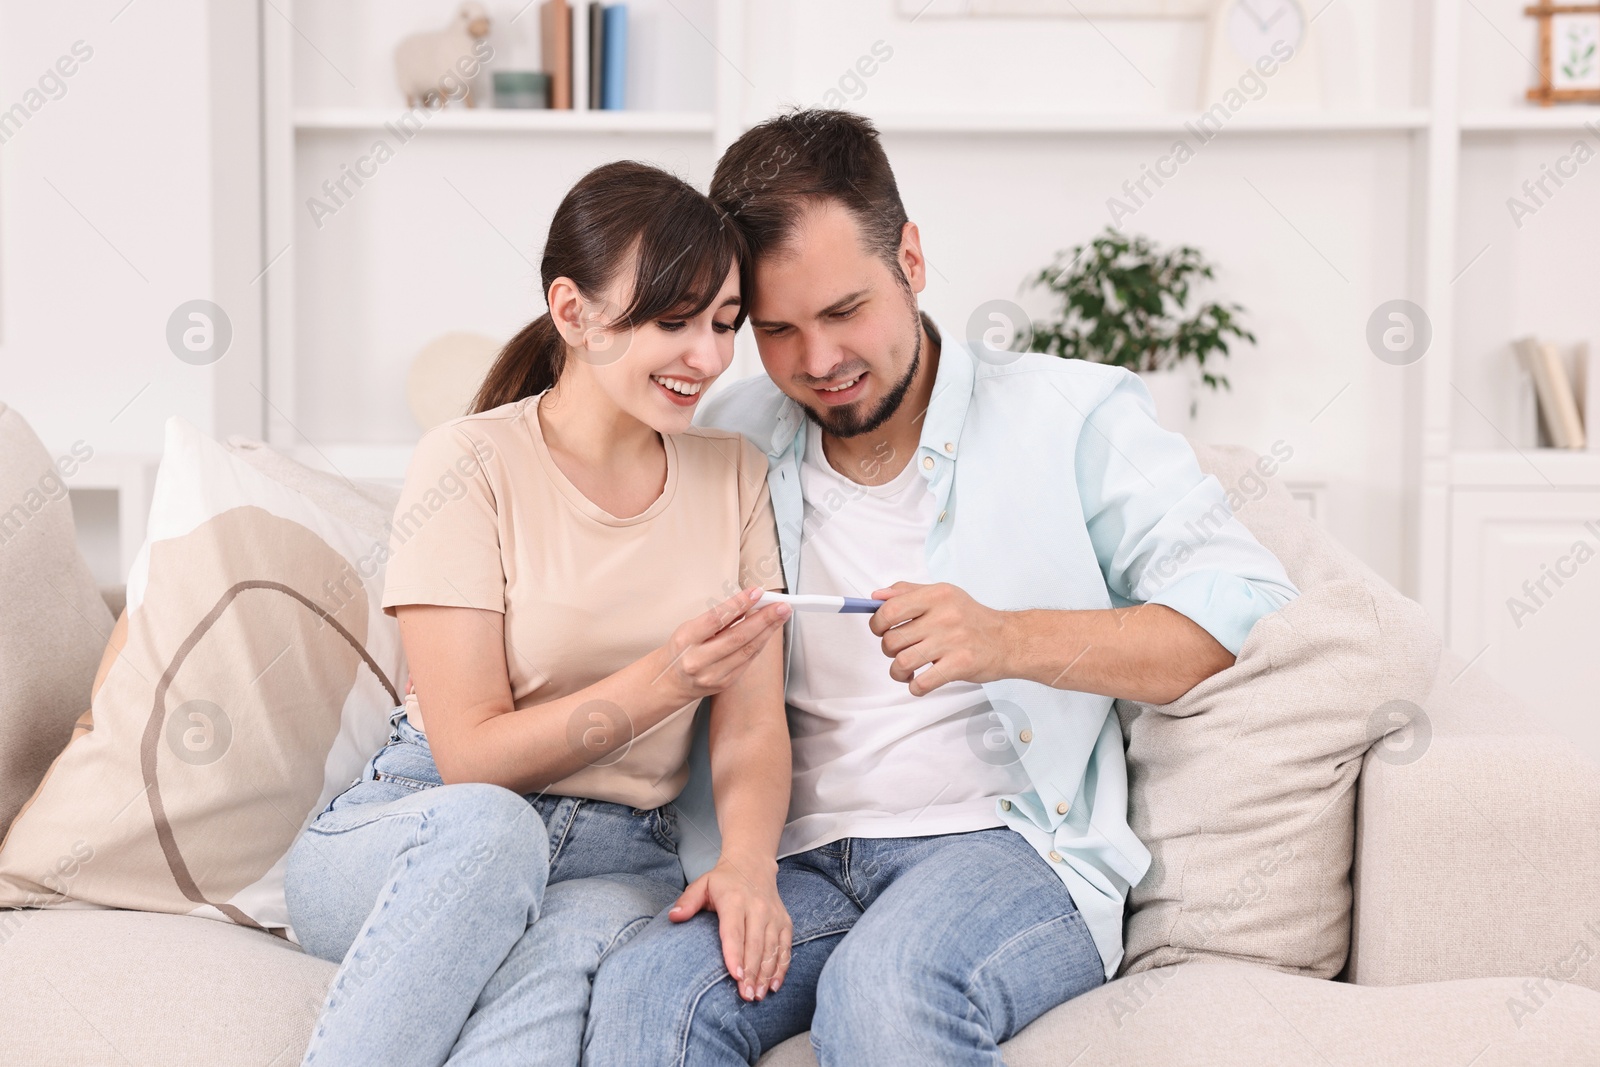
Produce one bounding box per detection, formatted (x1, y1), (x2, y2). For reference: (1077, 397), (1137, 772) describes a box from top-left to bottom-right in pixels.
(284, 161), (794, 1066)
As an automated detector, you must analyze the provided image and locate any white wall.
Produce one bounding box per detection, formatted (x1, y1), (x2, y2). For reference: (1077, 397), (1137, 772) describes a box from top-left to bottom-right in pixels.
(0, 0), (262, 463)
(6, 0), (1531, 597)
(733, 1), (1423, 586)
(291, 131), (717, 442)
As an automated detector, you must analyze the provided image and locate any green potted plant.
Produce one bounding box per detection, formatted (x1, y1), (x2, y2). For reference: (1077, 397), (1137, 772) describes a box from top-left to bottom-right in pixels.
(1024, 228), (1253, 429)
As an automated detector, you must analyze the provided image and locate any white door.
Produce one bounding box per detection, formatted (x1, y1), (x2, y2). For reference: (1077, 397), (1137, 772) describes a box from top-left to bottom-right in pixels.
(1449, 489), (1600, 763)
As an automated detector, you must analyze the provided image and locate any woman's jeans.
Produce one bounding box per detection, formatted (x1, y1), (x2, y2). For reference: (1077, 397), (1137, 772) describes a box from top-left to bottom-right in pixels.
(284, 706), (685, 1067)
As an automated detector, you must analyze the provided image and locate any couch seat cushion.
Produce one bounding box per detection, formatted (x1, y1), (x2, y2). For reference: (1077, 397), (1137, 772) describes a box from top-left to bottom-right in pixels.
(0, 907), (332, 1065)
(759, 963), (1600, 1065)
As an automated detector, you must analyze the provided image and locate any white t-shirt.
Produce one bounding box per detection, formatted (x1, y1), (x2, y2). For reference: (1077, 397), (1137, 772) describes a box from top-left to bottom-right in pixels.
(779, 421), (1031, 857)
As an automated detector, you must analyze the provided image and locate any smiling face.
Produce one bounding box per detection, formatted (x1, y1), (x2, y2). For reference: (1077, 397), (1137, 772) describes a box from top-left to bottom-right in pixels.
(747, 201), (926, 438)
(558, 262), (743, 435)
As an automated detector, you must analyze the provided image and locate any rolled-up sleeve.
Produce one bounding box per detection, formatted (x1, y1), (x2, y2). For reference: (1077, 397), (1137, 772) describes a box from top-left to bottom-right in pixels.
(1073, 369), (1299, 655)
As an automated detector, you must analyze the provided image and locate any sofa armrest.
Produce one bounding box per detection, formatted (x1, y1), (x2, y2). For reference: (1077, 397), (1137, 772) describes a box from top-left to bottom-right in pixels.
(1348, 733), (1600, 990)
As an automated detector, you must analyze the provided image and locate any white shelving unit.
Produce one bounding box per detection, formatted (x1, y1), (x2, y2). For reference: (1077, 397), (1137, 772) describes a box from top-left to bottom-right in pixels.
(258, 2), (1600, 756)
(1460, 106), (1600, 131)
(293, 108), (717, 134)
(865, 109), (1431, 134)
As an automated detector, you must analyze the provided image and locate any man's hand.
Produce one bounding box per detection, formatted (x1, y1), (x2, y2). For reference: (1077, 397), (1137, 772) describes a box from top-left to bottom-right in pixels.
(868, 581), (1014, 696)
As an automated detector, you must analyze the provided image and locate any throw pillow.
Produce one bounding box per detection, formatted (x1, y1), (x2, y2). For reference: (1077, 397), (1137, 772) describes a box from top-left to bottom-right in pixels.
(0, 402), (113, 837)
(1116, 443), (1441, 978)
(0, 418), (405, 938)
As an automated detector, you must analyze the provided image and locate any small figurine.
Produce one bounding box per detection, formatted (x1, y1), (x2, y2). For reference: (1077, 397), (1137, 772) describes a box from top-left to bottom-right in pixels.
(395, 3), (492, 109)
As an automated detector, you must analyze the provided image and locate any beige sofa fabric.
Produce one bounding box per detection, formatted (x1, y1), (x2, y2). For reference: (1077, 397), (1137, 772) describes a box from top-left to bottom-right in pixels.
(0, 908), (334, 1067)
(1351, 728), (1600, 992)
(0, 402), (113, 838)
(759, 962), (1600, 1066)
(1114, 445), (1441, 978)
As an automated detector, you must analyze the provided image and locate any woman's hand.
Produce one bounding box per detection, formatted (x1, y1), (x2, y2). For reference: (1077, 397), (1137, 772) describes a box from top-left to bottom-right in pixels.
(669, 854), (792, 1001)
(656, 587), (790, 706)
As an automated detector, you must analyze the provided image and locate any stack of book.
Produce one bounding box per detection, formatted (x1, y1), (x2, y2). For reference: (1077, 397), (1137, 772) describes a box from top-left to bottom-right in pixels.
(1515, 337), (1598, 451)
(540, 1), (628, 110)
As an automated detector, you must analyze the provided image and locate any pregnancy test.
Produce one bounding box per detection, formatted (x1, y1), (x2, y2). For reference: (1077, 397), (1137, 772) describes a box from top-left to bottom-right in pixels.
(755, 592), (884, 614)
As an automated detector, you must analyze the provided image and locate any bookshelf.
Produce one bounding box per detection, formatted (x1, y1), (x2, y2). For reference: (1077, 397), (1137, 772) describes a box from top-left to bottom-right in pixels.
(256, 0), (1598, 717)
(292, 108), (716, 134)
(1461, 106), (1600, 132)
(866, 110), (1432, 134)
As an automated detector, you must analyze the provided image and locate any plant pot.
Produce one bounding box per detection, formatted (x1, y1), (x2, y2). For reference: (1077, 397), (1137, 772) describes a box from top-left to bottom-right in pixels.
(1137, 365), (1199, 435)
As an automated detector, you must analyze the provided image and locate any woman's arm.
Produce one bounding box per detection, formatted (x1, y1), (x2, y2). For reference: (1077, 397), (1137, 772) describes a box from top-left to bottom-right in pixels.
(666, 634), (793, 1002)
(399, 588), (788, 793)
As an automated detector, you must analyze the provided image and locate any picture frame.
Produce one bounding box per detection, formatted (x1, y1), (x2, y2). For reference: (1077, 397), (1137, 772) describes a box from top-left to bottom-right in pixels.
(1526, 3), (1600, 104)
(898, 0), (1212, 17)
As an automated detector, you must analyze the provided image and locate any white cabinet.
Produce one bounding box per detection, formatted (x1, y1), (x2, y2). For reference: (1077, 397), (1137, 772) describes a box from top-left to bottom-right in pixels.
(1450, 486), (1600, 762)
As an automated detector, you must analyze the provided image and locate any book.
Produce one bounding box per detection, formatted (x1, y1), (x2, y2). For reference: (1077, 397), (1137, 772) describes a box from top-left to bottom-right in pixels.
(602, 4), (627, 110)
(589, 3), (606, 111)
(1515, 337), (1586, 449)
(540, 0), (572, 109)
(571, 0), (589, 109)
(1579, 342), (1600, 453)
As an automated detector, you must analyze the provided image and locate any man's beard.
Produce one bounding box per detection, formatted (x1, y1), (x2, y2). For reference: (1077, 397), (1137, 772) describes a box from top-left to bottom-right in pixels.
(802, 303), (923, 439)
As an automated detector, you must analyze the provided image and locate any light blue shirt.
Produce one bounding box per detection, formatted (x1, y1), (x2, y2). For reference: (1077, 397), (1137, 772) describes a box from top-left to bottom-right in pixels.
(675, 329), (1299, 978)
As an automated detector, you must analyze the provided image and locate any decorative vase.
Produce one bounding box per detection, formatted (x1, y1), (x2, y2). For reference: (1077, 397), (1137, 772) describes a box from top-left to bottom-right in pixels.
(1137, 364), (1199, 435)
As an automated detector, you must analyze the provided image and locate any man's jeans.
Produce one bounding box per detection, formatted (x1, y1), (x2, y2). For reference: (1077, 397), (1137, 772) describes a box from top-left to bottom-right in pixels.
(284, 707), (685, 1067)
(585, 827), (1104, 1066)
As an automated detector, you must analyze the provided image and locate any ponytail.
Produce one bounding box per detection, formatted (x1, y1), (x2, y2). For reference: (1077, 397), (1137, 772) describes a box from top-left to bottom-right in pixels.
(471, 313), (564, 414)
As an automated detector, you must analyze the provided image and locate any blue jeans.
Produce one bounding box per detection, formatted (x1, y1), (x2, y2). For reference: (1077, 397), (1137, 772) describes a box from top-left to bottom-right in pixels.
(284, 707), (685, 1067)
(584, 828), (1104, 1066)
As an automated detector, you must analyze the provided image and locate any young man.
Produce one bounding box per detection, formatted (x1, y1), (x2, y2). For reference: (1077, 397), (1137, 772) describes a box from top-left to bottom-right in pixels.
(585, 109), (1298, 1066)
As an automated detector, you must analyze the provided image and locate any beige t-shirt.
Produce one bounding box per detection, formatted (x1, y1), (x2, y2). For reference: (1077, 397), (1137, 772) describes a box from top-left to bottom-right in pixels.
(380, 395), (785, 808)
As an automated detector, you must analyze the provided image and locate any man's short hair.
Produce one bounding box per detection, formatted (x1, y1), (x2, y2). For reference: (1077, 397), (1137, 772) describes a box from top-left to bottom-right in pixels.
(709, 109), (909, 281)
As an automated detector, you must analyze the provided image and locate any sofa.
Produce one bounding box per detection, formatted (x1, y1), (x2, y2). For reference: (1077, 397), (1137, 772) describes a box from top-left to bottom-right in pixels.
(2, 399), (1597, 1066)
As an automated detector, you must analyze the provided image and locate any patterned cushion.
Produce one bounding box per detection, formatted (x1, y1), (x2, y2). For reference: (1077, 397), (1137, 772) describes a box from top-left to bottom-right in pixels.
(0, 418), (404, 937)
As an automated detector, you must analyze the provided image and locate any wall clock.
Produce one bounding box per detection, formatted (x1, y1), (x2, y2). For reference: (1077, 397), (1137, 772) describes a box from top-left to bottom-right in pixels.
(1202, 0), (1322, 109)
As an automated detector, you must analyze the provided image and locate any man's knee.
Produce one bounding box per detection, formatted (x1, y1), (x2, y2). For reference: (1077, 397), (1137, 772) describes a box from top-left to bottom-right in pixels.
(812, 930), (957, 1048)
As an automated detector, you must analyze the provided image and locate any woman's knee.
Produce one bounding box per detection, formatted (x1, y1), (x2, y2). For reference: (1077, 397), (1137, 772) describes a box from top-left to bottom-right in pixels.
(286, 782), (548, 961)
(418, 784), (547, 862)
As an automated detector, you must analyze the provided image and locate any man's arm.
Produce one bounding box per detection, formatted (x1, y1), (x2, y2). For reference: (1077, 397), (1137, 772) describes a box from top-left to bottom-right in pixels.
(870, 582), (1231, 704)
(871, 367), (1297, 705)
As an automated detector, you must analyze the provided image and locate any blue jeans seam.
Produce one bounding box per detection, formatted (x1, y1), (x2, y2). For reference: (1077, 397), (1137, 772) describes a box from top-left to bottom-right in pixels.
(962, 909), (1092, 998)
(306, 803), (428, 839)
(546, 799), (582, 866)
(307, 844), (420, 1063)
(371, 769), (438, 791)
(600, 913), (655, 960)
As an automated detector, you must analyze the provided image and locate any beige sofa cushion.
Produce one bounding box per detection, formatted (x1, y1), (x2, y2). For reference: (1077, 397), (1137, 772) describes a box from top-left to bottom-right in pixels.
(1351, 720), (1600, 991)
(1113, 444), (1441, 978)
(0, 419), (404, 935)
(759, 963), (1600, 1065)
(0, 908), (333, 1066)
(0, 403), (113, 838)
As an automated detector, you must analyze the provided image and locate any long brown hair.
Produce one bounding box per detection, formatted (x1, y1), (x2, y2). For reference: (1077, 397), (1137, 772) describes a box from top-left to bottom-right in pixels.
(472, 161), (748, 413)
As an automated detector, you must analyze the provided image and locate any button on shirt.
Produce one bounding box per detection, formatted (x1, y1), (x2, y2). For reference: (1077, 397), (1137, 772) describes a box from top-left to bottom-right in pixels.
(677, 322), (1300, 978)
(782, 420), (1031, 856)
